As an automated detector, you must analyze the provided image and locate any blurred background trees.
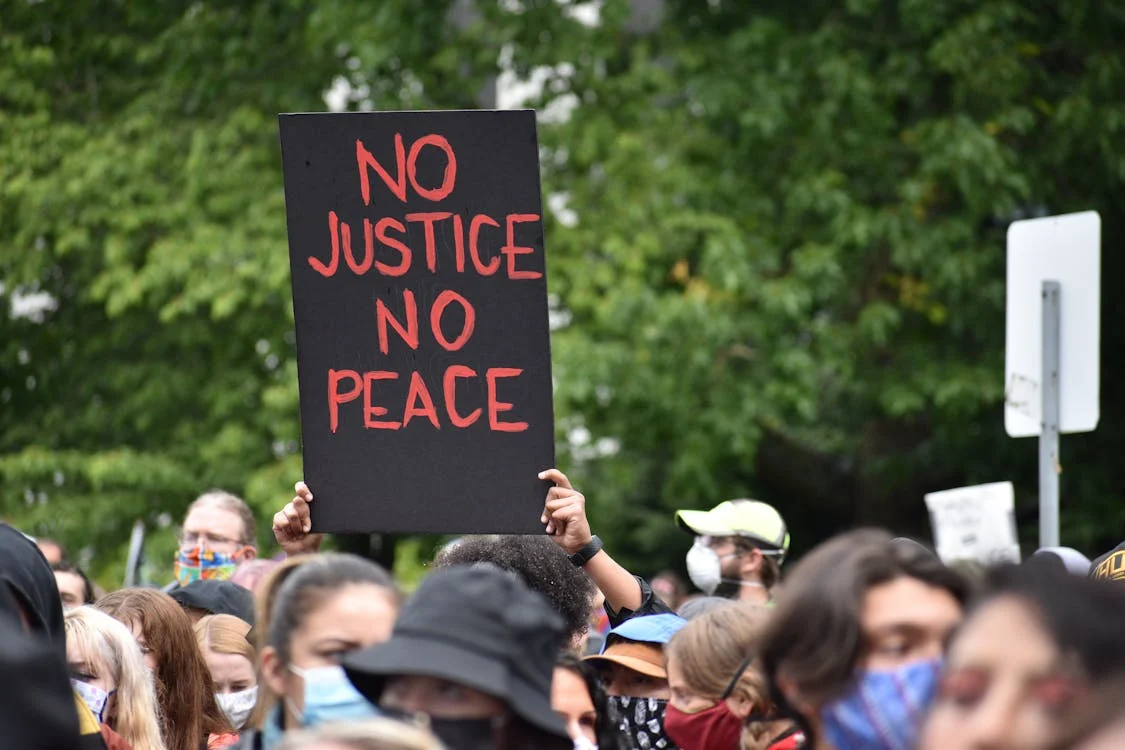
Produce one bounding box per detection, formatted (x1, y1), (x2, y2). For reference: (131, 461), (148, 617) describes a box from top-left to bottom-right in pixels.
(2, 0), (1124, 585)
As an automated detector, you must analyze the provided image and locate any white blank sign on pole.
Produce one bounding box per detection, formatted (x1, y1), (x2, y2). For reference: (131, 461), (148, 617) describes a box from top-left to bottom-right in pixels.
(925, 481), (1021, 565)
(1005, 211), (1100, 437)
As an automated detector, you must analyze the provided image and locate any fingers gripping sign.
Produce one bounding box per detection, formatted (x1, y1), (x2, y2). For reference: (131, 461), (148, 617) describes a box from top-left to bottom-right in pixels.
(273, 481), (326, 556)
(539, 469), (593, 556)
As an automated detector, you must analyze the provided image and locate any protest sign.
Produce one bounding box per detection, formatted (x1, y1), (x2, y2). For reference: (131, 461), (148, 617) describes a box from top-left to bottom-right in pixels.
(924, 481), (1021, 565)
(279, 110), (555, 534)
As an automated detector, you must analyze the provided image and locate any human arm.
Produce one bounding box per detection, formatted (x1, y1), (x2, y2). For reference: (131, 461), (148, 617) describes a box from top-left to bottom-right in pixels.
(539, 468), (645, 616)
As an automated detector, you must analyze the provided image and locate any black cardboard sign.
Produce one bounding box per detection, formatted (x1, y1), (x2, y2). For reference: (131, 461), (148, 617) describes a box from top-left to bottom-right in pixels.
(279, 110), (555, 534)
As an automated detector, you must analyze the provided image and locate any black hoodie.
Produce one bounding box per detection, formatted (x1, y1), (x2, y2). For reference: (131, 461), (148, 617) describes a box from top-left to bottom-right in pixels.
(0, 523), (67, 649)
(0, 582), (83, 748)
(0, 525), (89, 748)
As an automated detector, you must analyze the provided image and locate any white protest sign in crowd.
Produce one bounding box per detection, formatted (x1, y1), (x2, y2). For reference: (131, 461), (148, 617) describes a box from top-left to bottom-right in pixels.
(924, 481), (1021, 566)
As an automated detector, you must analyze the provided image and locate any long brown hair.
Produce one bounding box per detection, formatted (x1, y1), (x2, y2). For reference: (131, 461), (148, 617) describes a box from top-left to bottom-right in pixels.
(666, 602), (792, 750)
(98, 588), (233, 750)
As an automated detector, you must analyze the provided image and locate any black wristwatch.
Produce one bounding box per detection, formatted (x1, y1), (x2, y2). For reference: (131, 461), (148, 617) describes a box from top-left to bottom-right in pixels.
(569, 535), (604, 567)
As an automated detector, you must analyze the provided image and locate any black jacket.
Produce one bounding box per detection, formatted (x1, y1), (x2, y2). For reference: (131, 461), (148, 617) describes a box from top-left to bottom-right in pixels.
(0, 565), (84, 748)
(0, 523), (67, 650)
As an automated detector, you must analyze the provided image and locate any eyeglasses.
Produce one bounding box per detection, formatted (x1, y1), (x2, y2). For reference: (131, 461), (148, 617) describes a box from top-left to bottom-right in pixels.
(699, 535), (786, 561)
(698, 536), (740, 550)
(178, 531), (245, 548)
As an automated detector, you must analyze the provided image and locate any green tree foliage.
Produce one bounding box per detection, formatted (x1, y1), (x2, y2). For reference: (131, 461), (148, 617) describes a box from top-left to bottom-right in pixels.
(2, 0), (1124, 584)
(0, 0), (497, 582)
(509, 0), (1125, 569)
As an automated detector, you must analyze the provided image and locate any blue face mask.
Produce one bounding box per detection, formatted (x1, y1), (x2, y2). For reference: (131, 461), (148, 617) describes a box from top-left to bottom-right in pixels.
(819, 659), (942, 750)
(289, 664), (380, 727)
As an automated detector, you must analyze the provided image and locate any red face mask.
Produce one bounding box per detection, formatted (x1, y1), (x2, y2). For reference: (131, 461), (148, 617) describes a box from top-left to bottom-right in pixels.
(663, 699), (743, 750)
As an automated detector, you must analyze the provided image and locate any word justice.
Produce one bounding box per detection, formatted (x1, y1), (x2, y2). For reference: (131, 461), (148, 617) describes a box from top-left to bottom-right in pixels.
(309, 210), (543, 281)
(327, 366), (529, 434)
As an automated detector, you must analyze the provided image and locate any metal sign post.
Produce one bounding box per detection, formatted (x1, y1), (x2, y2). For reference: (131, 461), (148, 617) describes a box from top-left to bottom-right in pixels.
(1006, 211), (1100, 549)
(124, 519), (146, 588)
(1039, 281), (1061, 548)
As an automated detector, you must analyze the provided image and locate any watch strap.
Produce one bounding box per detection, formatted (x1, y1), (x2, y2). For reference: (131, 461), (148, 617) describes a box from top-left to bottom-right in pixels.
(569, 535), (604, 567)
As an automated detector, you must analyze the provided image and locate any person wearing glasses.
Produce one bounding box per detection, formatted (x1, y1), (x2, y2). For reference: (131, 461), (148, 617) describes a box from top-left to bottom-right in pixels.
(673, 499), (790, 604)
(173, 490), (259, 588)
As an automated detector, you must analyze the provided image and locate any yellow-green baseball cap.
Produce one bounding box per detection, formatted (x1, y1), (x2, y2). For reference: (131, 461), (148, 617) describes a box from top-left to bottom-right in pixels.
(675, 499), (790, 554)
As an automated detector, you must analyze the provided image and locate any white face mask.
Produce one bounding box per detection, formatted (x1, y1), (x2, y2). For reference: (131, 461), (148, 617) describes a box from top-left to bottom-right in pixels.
(216, 686), (258, 730)
(574, 737), (598, 750)
(685, 540), (724, 595)
(685, 538), (780, 595)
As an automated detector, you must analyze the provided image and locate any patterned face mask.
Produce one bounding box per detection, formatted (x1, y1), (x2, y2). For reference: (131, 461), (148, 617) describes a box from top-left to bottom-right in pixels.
(173, 546), (240, 586)
(72, 679), (115, 723)
(819, 659), (943, 750)
(608, 695), (678, 750)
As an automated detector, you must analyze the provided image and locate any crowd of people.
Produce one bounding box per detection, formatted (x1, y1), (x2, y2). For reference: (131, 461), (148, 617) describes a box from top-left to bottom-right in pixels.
(5, 470), (1125, 750)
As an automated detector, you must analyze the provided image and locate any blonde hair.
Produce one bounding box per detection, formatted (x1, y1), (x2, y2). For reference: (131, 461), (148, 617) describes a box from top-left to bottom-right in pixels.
(194, 614), (255, 664)
(665, 602), (793, 750)
(278, 718), (444, 750)
(66, 606), (168, 750)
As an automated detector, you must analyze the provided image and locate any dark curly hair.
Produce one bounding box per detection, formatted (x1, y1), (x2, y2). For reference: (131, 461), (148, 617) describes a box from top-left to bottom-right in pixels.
(434, 535), (596, 643)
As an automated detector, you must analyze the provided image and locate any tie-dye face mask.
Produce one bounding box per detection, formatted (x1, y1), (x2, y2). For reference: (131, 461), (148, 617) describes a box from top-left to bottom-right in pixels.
(173, 546), (239, 586)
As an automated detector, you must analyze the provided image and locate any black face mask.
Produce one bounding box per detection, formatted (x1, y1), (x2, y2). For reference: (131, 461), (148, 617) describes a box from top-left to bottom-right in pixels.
(608, 695), (679, 750)
(428, 716), (498, 750)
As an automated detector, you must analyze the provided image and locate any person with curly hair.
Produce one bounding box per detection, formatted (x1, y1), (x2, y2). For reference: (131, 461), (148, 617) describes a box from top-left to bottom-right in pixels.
(433, 534), (597, 646)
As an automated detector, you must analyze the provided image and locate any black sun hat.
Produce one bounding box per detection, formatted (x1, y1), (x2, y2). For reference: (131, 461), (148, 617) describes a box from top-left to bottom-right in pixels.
(168, 579), (255, 625)
(342, 565), (568, 738)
